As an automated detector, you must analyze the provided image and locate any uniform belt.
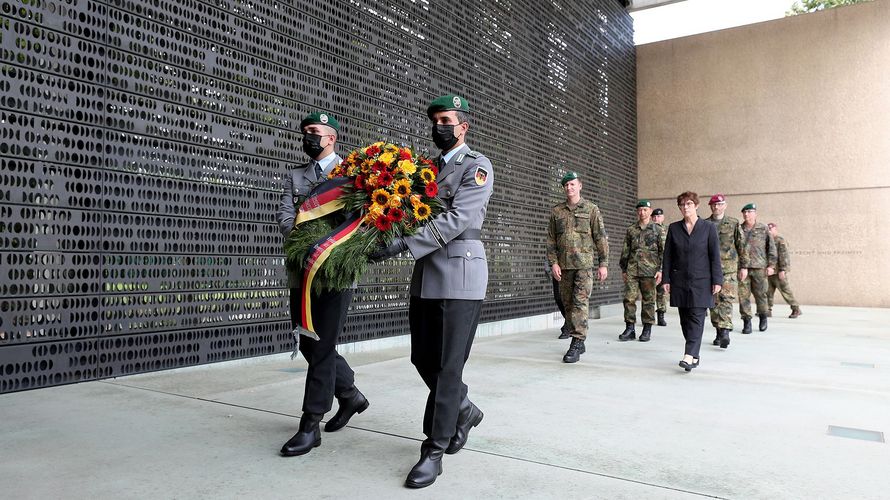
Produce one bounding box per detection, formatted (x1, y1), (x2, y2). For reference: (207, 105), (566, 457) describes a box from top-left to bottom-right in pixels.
(453, 228), (482, 240)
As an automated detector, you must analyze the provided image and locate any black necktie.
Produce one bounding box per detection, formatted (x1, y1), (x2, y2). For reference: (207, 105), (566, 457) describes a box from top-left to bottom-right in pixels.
(313, 161), (323, 180)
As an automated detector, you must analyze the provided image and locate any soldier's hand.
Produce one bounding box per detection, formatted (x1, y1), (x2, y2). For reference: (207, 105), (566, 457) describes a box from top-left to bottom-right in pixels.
(654, 271), (662, 285)
(369, 238), (407, 263)
(597, 266), (608, 282)
(766, 266), (776, 276)
(738, 268), (749, 281)
(712, 284), (722, 295)
(779, 270), (786, 281)
(551, 263), (562, 281)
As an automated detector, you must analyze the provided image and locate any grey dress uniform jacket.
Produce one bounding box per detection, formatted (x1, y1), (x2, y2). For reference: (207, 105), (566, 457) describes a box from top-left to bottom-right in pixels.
(404, 144), (494, 300)
(276, 154), (341, 288)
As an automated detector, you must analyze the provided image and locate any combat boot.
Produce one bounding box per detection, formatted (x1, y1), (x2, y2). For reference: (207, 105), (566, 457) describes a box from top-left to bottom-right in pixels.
(742, 318), (752, 334)
(758, 313), (768, 332)
(712, 328), (721, 346)
(657, 311), (667, 326)
(558, 323), (571, 339)
(563, 338), (585, 363)
(639, 324), (652, 342)
(789, 307), (802, 319)
(719, 328), (730, 349)
(618, 322), (636, 341)
(281, 413), (322, 456)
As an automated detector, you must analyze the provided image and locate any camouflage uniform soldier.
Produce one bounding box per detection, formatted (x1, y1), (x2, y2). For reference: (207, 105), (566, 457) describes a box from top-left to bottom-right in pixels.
(705, 194), (750, 348)
(767, 222), (802, 318)
(738, 203), (777, 333)
(547, 171), (609, 364)
(651, 208), (669, 326)
(618, 200), (664, 342)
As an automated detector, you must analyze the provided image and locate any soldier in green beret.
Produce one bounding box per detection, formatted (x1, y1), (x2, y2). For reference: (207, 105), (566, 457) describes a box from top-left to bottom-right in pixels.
(767, 223), (802, 318)
(277, 111), (370, 458)
(619, 200), (665, 342)
(371, 93), (493, 489)
(738, 203), (777, 333)
(547, 172), (610, 363)
(650, 208), (669, 326)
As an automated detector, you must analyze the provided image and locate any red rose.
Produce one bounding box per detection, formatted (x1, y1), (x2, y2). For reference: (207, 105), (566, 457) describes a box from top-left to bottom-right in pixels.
(375, 216), (393, 232)
(425, 182), (438, 197)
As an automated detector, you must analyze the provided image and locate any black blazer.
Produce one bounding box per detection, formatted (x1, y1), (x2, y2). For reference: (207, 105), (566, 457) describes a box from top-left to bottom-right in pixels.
(662, 218), (723, 308)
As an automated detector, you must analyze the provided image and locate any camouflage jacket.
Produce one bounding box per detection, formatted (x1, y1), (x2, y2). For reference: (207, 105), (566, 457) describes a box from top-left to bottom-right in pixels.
(775, 235), (791, 272)
(619, 221), (664, 277)
(741, 222), (777, 269)
(705, 215), (750, 273)
(547, 197), (609, 270)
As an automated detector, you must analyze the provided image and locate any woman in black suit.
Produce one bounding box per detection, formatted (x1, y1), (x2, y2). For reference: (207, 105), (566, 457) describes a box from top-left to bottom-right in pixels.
(661, 191), (723, 371)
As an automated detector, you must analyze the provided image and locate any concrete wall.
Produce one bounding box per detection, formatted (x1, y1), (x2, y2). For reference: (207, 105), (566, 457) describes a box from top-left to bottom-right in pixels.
(636, 0), (890, 307)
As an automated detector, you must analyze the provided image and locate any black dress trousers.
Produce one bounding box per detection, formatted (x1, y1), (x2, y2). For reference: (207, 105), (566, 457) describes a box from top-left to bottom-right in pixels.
(678, 307), (706, 358)
(409, 296), (483, 450)
(289, 287), (356, 415)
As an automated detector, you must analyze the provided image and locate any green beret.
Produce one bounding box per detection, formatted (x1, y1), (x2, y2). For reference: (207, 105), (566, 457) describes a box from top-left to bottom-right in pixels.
(741, 203), (757, 212)
(560, 171), (579, 186)
(652, 208), (664, 216)
(300, 111), (340, 132)
(636, 199), (651, 208)
(427, 94), (470, 117)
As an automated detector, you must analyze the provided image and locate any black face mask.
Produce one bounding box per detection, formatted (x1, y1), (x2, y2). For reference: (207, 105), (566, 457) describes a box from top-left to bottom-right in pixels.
(302, 133), (325, 158)
(431, 124), (458, 151)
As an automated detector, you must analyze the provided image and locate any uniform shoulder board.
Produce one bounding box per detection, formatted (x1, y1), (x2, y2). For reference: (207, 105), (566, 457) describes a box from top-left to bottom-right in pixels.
(466, 151), (481, 158)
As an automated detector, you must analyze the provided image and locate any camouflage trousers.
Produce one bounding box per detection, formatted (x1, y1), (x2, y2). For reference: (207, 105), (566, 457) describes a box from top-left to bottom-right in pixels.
(768, 274), (799, 309)
(623, 276), (657, 325)
(710, 272), (737, 330)
(558, 268), (593, 341)
(655, 283), (667, 313)
(739, 268), (769, 319)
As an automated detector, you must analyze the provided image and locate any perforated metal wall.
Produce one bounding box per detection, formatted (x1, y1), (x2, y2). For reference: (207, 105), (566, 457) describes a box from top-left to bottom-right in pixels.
(0, 0), (636, 392)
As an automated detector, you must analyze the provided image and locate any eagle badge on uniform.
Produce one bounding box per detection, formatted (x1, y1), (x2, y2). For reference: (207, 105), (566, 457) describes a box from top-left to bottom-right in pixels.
(474, 166), (488, 186)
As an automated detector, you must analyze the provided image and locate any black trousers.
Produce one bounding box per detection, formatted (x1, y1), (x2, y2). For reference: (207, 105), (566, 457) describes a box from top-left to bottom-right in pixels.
(678, 307), (706, 358)
(289, 287), (356, 415)
(409, 297), (483, 450)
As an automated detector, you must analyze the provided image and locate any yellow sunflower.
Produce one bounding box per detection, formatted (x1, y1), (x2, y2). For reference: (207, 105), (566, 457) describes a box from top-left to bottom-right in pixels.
(398, 159), (417, 175)
(371, 189), (390, 206)
(413, 202), (431, 221)
(393, 179), (412, 197)
(419, 168), (435, 184)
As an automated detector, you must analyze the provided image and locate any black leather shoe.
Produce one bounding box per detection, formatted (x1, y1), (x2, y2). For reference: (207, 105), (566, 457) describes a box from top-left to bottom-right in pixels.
(558, 324), (571, 339)
(446, 401), (484, 454)
(405, 448), (444, 489)
(563, 338), (585, 363)
(712, 328), (720, 346)
(742, 318), (752, 334)
(618, 323), (636, 341)
(758, 314), (768, 332)
(324, 387), (369, 432)
(719, 328), (730, 349)
(657, 311), (667, 326)
(281, 413), (322, 456)
(639, 324), (652, 342)
(679, 360), (692, 372)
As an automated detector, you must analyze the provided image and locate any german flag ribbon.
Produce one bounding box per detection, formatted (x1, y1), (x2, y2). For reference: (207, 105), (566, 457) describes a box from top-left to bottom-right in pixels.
(295, 177), (349, 225)
(296, 213), (362, 338)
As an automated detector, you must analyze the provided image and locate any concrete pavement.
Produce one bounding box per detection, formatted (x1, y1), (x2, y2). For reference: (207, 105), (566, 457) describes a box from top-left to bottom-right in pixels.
(1, 306), (888, 499)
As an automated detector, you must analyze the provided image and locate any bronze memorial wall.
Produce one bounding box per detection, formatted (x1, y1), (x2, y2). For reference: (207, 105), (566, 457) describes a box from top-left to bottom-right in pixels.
(0, 0), (636, 392)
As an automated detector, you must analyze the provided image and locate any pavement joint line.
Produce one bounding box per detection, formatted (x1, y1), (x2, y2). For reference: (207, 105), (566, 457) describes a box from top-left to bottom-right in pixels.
(101, 380), (728, 499)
